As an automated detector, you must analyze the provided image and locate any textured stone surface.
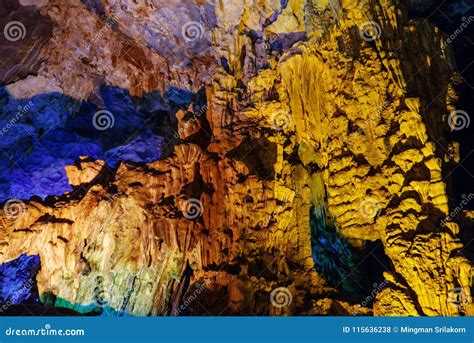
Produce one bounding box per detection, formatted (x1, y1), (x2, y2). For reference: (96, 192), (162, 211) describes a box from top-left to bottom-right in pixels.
(0, 0), (472, 316)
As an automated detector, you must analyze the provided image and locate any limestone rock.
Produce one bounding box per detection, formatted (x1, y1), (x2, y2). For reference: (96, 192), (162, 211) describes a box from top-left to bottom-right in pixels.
(0, 0), (472, 317)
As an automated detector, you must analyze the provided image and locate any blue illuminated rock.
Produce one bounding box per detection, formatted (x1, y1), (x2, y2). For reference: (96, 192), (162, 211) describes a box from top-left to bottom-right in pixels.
(0, 254), (40, 307)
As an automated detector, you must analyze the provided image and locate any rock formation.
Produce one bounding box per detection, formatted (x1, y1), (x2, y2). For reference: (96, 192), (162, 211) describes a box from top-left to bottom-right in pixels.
(0, 0), (472, 316)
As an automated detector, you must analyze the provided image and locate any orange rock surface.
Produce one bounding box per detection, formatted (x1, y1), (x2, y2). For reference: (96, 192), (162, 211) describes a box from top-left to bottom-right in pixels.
(0, 0), (472, 316)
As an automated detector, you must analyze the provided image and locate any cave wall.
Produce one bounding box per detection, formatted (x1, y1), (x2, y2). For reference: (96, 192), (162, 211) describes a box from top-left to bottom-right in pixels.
(0, 0), (472, 316)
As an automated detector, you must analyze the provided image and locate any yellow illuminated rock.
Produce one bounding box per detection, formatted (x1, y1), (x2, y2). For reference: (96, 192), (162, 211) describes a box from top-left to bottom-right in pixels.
(0, 0), (471, 316)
